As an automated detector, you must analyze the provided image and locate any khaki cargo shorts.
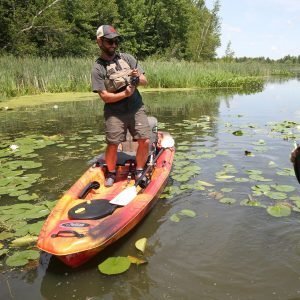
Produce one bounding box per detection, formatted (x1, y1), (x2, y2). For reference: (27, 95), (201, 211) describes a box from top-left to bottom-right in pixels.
(104, 106), (151, 144)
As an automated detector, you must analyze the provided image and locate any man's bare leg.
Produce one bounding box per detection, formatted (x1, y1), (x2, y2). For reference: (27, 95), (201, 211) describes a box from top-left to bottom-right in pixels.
(105, 143), (118, 171)
(136, 139), (150, 169)
(104, 144), (119, 187)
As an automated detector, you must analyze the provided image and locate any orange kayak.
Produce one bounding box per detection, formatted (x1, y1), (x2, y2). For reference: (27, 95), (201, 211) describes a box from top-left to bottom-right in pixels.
(37, 128), (175, 268)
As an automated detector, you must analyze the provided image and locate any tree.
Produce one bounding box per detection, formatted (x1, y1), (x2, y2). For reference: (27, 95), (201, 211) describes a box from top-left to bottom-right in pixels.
(0, 0), (119, 57)
(186, 0), (221, 61)
(0, 0), (221, 60)
(223, 40), (235, 62)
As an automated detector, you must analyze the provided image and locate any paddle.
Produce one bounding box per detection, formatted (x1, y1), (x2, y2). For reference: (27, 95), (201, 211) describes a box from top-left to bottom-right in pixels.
(291, 141), (300, 184)
(109, 134), (175, 206)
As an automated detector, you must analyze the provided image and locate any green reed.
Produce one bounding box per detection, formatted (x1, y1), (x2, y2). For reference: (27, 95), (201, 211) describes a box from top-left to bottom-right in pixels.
(0, 56), (92, 99)
(0, 55), (294, 101)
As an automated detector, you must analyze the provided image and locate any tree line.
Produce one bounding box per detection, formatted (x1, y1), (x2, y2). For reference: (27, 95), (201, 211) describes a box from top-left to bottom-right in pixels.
(0, 0), (221, 61)
(227, 55), (300, 64)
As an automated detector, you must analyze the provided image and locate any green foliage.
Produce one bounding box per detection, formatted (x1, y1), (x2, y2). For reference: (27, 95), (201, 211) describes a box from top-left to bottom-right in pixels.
(5, 250), (40, 267)
(224, 40), (235, 62)
(186, 0), (221, 61)
(4, 56), (295, 100)
(1, 1), (299, 63)
(0, 0), (221, 60)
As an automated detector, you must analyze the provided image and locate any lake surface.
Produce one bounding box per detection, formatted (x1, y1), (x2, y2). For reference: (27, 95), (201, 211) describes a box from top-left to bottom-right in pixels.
(1, 78), (300, 300)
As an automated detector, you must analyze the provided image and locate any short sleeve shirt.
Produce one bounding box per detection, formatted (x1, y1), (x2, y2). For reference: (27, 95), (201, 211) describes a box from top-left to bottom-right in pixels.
(91, 52), (145, 115)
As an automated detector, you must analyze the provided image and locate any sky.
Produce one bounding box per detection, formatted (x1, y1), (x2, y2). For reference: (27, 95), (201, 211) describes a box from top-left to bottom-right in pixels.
(205, 0), (300, 59)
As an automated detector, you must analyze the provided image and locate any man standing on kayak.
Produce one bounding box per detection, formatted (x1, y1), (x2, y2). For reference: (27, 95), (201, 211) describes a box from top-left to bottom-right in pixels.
(91, 25), (151, 187)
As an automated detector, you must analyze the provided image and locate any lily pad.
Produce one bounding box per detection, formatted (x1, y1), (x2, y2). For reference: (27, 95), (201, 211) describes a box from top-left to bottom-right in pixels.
(0, 249), (9, 257)
(232, 130), (243, 136)
(268, 161), (277, 168)
(18, 193), (39, 201)
(6, 250), (40, 267)
(251, 184), (271, 193)
(219, 198), (236, 204)
(265, 191), (287, 200)
(9, 190), (28, 197)
(267, 204), (291, 217)
(246, 169), (262, 175)
(179, 209), (196, 217)
(127, 256), (147, 265)
(271, 185), (295, 193)
(221, 188), (233, 193)
(10, 235), (38, 247)
(197, 180), (214, 187)
(276, 168), (294, 176)
(135, 238), (147, 253)
(170, 214), (180, 222)
(216, 175), (235, 180)
(235, 177), (250, 183)
(240, 199), (265, 207)
(0, 232), (14, 241)
(98, 257), (131, 275)
(0, 178), (11, 187)
(249, 174), (272, 182)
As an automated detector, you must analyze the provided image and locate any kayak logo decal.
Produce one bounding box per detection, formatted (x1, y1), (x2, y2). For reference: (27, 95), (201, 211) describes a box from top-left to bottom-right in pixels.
(60, 222), (90, 228)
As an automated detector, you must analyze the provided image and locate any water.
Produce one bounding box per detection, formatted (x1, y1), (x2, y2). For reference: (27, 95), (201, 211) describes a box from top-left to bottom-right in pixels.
(1, 78), (300, 299)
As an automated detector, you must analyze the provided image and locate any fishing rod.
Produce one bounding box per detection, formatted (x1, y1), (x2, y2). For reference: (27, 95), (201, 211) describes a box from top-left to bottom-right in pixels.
(130, 58), (139, 86)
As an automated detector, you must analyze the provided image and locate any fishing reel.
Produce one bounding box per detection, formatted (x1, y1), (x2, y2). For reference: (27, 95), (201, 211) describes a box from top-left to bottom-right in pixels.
(130, 76), (140, 86)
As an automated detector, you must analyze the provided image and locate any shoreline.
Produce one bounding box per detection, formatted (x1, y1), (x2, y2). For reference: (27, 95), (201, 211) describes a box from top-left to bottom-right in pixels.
(0, 87), (234, 109)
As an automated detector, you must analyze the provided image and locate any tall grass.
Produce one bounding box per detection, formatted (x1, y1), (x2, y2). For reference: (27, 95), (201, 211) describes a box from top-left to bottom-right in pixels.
(0, 55), (294, 101)
(0, 56), (92, 99)
(143, 59), (292, 89)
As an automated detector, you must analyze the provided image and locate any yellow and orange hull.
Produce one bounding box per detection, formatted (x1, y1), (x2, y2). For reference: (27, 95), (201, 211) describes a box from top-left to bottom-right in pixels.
(37, 136), (175, 267)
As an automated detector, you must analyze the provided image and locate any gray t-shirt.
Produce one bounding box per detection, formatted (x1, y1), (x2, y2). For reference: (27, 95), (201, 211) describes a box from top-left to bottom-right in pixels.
(91, 52), (144, 115)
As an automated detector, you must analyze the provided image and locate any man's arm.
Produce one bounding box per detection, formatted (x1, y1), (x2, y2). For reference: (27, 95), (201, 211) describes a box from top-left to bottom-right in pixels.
(139, 73), (148, 86)
(131, 70), (147, 86)
(98, 85), (135, 103)
(99, 72), (148, 103)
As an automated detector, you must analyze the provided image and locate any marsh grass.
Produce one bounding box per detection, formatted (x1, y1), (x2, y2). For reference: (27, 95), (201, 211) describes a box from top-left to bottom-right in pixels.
(0, 56), (293, 101)
(0, 56), (92, 99)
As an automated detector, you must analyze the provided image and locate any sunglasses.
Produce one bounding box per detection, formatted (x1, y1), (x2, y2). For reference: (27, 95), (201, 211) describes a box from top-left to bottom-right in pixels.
(103, 38), (119, 45)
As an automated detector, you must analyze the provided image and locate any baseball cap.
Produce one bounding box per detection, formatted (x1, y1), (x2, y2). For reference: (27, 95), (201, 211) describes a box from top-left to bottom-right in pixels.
(96, 25), (120, 39)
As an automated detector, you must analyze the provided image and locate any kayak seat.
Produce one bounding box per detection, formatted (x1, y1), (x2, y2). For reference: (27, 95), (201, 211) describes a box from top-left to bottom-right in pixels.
(68, 200), (118, 220)
(93, 152), (136, 166)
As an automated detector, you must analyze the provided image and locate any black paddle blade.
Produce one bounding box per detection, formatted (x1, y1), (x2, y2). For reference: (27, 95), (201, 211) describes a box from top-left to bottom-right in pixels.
(291, 146), (300, 184)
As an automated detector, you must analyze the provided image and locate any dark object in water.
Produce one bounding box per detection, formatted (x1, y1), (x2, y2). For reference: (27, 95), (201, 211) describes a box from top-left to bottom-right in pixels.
(290, 143), (300, 184)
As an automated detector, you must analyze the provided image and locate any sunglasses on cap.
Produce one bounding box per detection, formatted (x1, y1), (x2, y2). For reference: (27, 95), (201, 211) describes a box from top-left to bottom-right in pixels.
(102, 38), (119, 45)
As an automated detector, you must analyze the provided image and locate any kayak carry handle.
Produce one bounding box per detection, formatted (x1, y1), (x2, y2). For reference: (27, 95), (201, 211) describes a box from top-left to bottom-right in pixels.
(51, 230), (84, 238)
(78, 181), (100, 199)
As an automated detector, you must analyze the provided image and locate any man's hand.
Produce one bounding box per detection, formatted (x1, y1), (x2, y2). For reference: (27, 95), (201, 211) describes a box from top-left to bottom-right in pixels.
(130, 68), (140, 86)
(124, 84), (136, 97)
(130, 68), (140, 78)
